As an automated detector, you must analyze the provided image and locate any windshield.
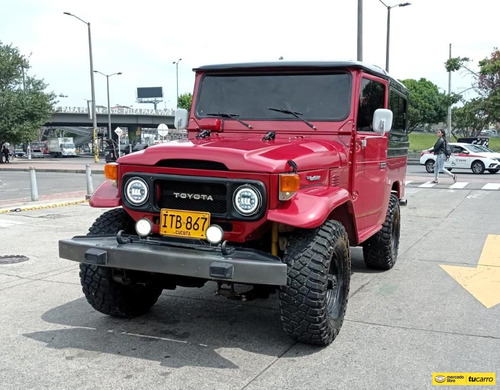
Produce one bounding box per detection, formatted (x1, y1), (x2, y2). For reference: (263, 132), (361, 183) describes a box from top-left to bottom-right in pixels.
(195, 73), (351, 121)
(61, 143), (75, 148)
(466, 144), (490, 153)
(473, 144), (494, 153)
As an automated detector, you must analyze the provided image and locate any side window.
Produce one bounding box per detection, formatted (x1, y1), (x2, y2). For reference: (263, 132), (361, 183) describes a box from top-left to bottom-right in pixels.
(357, 78), (385, 132)
(389, 88), (407, 132)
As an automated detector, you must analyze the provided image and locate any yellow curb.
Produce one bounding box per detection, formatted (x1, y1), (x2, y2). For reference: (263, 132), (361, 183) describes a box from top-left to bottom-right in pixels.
(0, 199), (88, 214)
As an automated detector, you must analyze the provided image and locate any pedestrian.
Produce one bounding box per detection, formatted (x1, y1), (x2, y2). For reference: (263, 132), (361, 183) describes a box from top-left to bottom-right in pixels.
(428, 129), (456, 183)
(2, 145), (10, 163)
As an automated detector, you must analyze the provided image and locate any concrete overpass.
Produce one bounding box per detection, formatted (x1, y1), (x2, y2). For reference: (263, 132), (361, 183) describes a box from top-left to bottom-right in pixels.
(46, 106), (175, 129)
(43, 106), (180, 146)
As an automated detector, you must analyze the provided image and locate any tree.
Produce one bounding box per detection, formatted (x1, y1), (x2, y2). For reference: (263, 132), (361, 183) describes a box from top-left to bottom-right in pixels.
(401, 78), (459, 133)
(177, 92), (192, 112)
(0, 42), (55, 155)
(445, 48), (500, 130)
(451, 98), (489, 137)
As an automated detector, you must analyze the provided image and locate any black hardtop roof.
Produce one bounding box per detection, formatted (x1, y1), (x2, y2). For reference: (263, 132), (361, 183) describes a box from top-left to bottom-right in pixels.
(194, 61), (407, 92)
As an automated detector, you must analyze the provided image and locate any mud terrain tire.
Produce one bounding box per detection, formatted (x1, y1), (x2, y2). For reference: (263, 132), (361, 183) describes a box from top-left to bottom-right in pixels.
(80, 209), (163, 317)
(362, 194), (400, 270)
(279, 220), (351, 346)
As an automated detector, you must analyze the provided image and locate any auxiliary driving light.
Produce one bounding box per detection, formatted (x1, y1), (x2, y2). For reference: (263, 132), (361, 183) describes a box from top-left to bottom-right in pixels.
(135, 218), (153, 237)
(206, 225), (224, 244)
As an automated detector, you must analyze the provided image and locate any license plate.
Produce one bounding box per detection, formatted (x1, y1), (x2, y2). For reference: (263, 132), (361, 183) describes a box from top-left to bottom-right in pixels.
(160, 209), (210, 239)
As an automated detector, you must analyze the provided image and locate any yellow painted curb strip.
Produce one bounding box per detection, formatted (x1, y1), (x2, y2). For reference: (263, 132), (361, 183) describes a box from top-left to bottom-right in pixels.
(0, 199), (88, 214)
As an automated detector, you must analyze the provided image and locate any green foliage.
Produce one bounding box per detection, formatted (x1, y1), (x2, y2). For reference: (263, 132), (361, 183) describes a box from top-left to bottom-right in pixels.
(444, 57), (470, 73)
(177, 93), (192, 112)
(409, 132), (500, 152)
(0, 42), (55, 147)
(452, 98), (489, 137)
(401, 78), (459, 133)
(446, 49), (500, 132)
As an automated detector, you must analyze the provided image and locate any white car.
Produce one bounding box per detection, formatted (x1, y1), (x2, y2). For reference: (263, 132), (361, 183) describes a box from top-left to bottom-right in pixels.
(420, 142), (500, 174)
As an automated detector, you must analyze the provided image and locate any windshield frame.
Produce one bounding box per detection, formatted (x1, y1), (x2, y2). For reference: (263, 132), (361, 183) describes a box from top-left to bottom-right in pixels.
(194, 71), (352, 123)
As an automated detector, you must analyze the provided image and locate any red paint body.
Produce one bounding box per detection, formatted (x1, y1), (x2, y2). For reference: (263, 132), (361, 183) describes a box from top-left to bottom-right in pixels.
(91, 62), (409, 246)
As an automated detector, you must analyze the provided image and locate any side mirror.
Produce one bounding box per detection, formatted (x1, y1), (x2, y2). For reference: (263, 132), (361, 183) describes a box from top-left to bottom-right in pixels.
(372, 109), (393, 135)
(174, 109), (189, 130)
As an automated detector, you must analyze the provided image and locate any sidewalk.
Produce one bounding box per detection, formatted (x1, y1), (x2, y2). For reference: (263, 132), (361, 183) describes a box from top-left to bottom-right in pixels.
(0, 157), (103, 213)
(0, 156), (105, 173)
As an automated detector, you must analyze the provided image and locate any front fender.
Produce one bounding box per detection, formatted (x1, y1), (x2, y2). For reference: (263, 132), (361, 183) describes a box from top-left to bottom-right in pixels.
(267, 187), (350, 229)
(89, 181), (121, 208)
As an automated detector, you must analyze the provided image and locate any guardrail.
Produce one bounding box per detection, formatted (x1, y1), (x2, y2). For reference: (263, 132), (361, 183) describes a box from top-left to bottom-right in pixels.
(54, 106), (175, 116)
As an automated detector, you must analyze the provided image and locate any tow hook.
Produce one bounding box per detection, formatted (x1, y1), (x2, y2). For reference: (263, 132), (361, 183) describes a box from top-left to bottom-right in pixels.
(399, 198), (408, 206)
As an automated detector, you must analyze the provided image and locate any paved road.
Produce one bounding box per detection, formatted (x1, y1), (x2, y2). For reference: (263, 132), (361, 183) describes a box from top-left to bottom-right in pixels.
(0, 185), (498, 389)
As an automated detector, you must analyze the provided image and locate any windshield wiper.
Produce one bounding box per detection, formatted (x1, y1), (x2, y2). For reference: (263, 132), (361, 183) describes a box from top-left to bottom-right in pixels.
(267, 107), (317, 130)
(206, 112), (253, 129)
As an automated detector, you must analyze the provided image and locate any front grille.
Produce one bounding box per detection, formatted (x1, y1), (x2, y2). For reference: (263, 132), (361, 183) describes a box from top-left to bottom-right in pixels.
(158, 180), (228, 214)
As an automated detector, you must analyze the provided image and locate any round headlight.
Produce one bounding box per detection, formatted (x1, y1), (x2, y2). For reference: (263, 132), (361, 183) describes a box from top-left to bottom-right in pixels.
(233, 185), (261, 216)
(125, 177), (149, 206)
(135, 218), (153, 237)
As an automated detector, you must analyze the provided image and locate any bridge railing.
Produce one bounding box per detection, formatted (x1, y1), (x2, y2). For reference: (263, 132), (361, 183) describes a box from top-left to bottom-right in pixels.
(54, 106), (175, 116)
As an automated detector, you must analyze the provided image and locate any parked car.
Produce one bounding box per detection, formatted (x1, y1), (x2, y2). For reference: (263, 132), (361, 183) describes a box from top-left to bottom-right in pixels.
(30, 149), (45, 158)
(420, 142), (500, 174)
(14, 149), (26, 158)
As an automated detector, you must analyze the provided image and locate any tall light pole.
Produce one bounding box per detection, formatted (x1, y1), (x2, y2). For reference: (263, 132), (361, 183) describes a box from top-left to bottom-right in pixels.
(172, 58), (182, 108)
(378, 1), (411, 72)
(94, 71), (122, 141)
(357, 0), (363, 61)
(64, 11), (99, 163)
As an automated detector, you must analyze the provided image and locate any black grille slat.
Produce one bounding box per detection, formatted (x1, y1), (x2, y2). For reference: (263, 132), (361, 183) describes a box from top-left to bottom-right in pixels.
(158, 181), (227, 214)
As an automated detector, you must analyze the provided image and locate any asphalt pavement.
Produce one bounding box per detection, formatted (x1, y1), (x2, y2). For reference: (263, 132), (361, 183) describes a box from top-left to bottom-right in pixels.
(0, 157), (498, 389)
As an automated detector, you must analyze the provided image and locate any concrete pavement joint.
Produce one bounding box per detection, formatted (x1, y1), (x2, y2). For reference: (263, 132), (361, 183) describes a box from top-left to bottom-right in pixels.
(346, 319), (500, 340)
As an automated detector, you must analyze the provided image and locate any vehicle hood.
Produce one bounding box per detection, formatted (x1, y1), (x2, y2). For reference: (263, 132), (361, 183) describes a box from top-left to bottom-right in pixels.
(118, 136), (348, 173)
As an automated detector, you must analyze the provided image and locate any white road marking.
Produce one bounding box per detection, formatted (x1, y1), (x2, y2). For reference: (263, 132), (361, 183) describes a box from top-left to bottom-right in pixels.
(481, 183), (500, 190)
(450, 182), (469, 189)
(419, 181), (437, 188)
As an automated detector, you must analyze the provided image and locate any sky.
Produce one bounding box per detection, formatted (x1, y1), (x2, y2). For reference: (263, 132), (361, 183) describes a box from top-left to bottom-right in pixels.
(1, 0), (498, 111)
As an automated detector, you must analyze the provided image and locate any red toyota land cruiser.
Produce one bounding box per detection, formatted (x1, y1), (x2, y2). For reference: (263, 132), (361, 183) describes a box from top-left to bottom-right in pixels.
(60, 61), (409, 346)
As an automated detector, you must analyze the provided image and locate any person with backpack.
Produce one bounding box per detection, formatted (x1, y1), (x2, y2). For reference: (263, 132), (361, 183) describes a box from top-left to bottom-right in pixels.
(428, 129), (456, 183)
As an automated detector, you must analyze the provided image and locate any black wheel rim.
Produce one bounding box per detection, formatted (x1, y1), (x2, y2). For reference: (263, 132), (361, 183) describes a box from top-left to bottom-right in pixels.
(391, 207), (401, 258)
(326, 253), (344, 320)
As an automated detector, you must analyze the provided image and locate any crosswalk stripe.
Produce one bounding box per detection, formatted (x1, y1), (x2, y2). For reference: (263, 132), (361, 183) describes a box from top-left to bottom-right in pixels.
(450, 182), (468, 189)
(481, 183), (500, 190)
(419, 182), (436, 188)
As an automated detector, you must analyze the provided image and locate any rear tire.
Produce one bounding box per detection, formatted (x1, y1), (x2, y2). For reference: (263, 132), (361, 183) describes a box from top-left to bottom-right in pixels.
(425, 160), (435, 173)
(363, 194), (400, 270)
(80, 209), (162, 317)
(279, 220), (351, 346)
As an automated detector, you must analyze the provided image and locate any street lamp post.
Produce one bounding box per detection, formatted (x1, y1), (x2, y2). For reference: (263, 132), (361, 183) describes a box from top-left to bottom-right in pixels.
(172, 58), (182, 108)
(63, 11), (99, 163)
(378, 1), (411, 72)
(94, 71), (122, 141)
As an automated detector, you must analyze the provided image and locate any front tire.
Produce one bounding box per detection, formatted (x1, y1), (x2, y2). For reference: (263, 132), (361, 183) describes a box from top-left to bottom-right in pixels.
(80, 209), (163, 318)
(488, 169), (499, 174)
(363, 194), (401, 270)
(471, 160), (485, 174)
(279, 220), (351, 346)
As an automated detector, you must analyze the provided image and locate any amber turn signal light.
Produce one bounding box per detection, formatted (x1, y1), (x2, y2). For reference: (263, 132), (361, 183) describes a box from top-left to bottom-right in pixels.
(279, 174), (300, 201)
(104, 163), (118, 181)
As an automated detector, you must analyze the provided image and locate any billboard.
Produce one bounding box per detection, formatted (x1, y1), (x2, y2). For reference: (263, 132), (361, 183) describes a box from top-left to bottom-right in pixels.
(137, 87), (163, 99)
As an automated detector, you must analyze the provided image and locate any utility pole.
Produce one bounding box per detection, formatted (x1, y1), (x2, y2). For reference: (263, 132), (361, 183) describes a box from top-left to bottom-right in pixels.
(357, 0), (363, 61)
(447, 43), (452, 134)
